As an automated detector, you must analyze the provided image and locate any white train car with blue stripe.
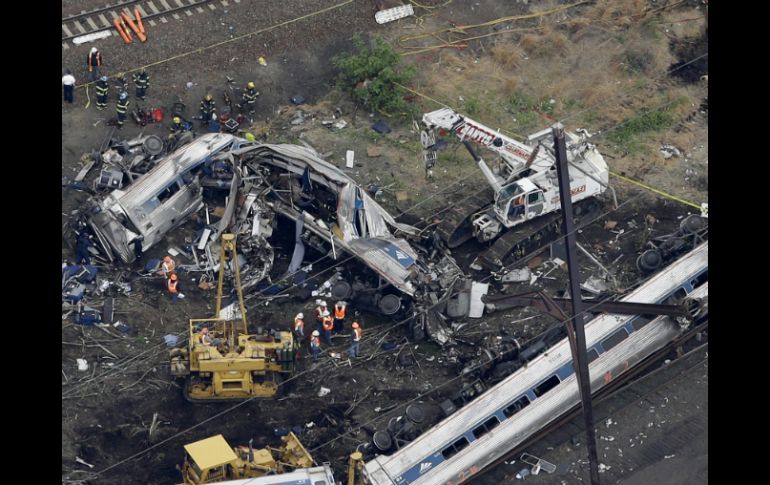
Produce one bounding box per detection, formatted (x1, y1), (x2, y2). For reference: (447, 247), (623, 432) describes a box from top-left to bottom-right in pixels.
(363, 242), (708, 485)
(194, 465), (336, 485)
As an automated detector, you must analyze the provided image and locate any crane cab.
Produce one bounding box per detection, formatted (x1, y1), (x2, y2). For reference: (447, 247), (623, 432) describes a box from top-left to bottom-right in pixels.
(494, 179), (545, 227)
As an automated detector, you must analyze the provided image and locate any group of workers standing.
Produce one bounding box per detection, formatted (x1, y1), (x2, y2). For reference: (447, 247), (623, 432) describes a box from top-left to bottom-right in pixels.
(293, 300), (363, 362)
(64, 46), (260, 132)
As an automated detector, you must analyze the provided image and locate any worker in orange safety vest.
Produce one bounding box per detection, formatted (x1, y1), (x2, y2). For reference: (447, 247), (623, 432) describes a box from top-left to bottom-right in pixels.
(310, 330), (321, 362)
(349, 322), (362, 358)
(167, 273), (179, 303)
(293, 312), (305, 340)
(333, 301), (347, 334)
(321, 311), (334, 346)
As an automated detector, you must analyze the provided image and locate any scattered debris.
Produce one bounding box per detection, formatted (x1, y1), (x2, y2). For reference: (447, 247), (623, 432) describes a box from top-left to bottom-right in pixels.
(76, 359), (89, 372)
(659, 145), (682, 159)
(317, 387), (331, 397)
(372, 119), (391, 134)
(375, 4), (414, 24)
(346, 150), (355, 168)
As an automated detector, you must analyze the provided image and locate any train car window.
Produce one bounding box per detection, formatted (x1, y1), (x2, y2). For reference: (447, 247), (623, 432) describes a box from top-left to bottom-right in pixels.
(664, 288), (688, 305)
(587, 348), (599, 364)
(313, 482), (327, 485)
(632, 316), (653, 331)
(691, 270), (708, 288)
(473, 416), (500, 439)
(441, 437), (470, 460)
(503, 395), (531, 418)
(601, 328), (629, 352)
(533, 375), (560, 397)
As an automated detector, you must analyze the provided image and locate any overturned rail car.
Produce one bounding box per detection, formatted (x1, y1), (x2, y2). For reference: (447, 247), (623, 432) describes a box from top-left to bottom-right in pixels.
(362, 242), (708, 484)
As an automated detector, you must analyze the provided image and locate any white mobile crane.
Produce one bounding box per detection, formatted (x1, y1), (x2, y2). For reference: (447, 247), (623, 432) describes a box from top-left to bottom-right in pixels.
(421, 107), (612, 269)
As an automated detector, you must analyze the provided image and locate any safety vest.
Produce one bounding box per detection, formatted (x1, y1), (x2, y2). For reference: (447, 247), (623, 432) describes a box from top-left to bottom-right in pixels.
(310, 336), (320, 349)
(243, 88), (258, 102)
(334, 306), (346, 319)
(322, 316), (334, 331)
(352, 328), (362, 342)
(294, 318), (304, 331)
(87, 52), (102, 69)
(315, 307), (327, 320)
(167, 279), (178, 293)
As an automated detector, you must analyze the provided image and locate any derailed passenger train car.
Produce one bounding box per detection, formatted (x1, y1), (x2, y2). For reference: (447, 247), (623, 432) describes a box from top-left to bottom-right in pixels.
(362, 242), (708, 484)
(88, 133), (242, 262)
(232, 143), (426, 297)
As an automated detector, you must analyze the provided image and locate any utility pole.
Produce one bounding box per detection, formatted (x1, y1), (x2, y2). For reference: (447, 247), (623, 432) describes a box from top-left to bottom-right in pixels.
(552, 123), (600, 485)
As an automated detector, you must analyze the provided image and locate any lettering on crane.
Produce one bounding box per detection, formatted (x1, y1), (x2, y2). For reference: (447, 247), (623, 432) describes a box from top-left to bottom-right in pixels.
(455, 121), (530, 162)
(550, 184), (587, 204)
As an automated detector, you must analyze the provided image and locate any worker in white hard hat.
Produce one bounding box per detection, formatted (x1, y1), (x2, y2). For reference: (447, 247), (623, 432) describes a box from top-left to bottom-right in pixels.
(293, 312), (305, 340)
(87, 47), (103, 82)
(314, 301), (328, 333)
(310, 330), (321, 362)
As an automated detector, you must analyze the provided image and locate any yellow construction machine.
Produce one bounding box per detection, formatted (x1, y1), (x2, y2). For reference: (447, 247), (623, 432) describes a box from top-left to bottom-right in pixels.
(181, 432), (314, 484)
(170, 233), (296, 401)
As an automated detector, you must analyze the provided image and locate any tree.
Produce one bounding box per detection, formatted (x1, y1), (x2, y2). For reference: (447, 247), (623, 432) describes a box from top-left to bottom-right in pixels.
(333, 36), (417, 116)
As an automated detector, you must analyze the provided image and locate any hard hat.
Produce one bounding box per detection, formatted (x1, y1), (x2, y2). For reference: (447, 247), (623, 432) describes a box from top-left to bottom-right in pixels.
(352, 322), (359, 329)
(90, 47), (98, 54)
(205, 94), (213, 101)
(120, 92), (128, 100)
(322, 310), (330, 317)
(170, 273), (178, 280)
(336, 301), (345, 307)
(244, 133), (256, 142)
(100, 76), (108, 82)
(297, 313), (304, 319)
(312, 330), (320, 337)
(164, 255), (173, 263)
(201, 327), (209, 334)
(320, 301), (327, 307)
(247, 81), (255, 89)
(173, 116), (181, 124)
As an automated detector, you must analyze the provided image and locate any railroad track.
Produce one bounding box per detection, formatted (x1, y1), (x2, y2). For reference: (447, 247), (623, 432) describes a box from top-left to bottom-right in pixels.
(61, 0), (241, 48)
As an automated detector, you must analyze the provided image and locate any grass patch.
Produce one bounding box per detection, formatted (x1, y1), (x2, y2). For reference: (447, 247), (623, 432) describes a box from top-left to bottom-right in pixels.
(607, 98), (687, 152)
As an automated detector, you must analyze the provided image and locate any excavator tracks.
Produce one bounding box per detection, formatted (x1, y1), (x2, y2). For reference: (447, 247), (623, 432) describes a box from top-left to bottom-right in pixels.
(475, 212), (563, 270)
(436, 186), (495, 248)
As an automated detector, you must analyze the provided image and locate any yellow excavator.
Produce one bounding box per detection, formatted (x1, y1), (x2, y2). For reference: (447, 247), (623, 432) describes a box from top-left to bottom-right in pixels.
(181, 432), (314, 484)
(170, 233), (296, 401)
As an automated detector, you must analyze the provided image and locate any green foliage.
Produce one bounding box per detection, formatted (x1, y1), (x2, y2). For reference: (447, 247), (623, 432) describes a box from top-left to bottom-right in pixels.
(333, 36), (417, 116)
(608, 98), (686, 152)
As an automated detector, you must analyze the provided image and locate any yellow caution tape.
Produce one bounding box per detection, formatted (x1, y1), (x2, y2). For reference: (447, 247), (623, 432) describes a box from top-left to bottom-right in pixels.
(610, 171), (702, 209)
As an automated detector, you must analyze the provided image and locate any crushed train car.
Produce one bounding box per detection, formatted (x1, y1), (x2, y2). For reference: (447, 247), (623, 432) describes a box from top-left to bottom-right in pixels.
(79, 134), (472, 343)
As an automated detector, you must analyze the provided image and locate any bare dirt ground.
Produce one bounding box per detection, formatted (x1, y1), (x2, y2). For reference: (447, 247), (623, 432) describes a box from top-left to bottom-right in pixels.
(62, 1), (708, 484)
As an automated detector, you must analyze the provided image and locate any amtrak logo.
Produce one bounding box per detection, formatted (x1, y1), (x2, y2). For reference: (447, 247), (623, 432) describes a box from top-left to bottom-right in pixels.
(419, 462), (433, 474)
(395, 249), (409, 261)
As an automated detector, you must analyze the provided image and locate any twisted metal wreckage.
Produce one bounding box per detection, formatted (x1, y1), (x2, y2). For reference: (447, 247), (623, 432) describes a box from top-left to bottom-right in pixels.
(81, 133), (473, 344)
